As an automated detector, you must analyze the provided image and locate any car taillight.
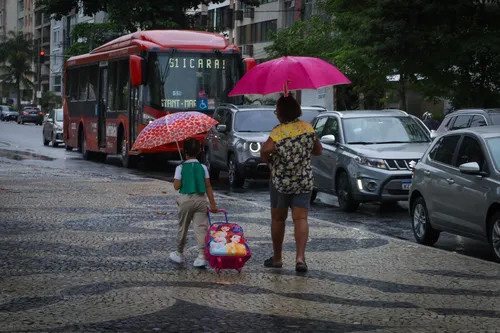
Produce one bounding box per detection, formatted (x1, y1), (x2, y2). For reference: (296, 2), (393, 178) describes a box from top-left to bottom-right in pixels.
(23, 111), (28, 115)
(39, 112), (43, 115)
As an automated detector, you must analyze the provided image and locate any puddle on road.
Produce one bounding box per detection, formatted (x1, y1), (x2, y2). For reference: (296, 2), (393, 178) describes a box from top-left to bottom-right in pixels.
(0, 148), (55, 161)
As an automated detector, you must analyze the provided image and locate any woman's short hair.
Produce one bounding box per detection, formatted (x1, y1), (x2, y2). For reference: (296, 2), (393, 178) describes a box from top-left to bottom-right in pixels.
(183, 138), (201, 157)
(276, 95), (302, 122)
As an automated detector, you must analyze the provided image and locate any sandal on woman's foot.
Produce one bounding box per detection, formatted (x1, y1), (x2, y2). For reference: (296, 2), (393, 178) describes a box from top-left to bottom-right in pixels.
(295, 261), (308, 272)
(264, 257), (283, 268)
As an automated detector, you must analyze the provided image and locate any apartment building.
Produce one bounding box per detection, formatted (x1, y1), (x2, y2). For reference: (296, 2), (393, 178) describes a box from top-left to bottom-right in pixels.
(49, 10), (107, 96)
(190, 0), (332, 108)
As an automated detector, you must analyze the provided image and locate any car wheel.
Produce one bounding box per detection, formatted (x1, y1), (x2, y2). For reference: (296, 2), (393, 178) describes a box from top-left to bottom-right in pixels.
(51, 133), (58, 148)
(228, 154), (245, 188)
(411, 196), (440, 246)
(204, 149), (220, 180)
(489, 212), (500, 263)
(336, 171), (360, 212)
(310, 189), (318, 204)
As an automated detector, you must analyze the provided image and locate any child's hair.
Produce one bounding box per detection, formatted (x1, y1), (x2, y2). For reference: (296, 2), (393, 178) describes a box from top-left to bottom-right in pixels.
(183, 138), (201, 157)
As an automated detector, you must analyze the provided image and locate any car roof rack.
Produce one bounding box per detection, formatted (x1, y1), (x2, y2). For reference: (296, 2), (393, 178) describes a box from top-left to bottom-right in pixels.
(303, 105), (327, 111)
(217, 103), (239, 109)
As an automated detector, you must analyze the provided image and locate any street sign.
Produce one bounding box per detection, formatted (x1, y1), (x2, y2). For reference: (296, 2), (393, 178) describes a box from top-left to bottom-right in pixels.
(36, 91), (42, 98)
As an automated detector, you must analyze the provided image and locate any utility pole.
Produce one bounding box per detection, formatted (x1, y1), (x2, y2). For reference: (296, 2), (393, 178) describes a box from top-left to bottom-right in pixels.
(37, 39), (41, 105)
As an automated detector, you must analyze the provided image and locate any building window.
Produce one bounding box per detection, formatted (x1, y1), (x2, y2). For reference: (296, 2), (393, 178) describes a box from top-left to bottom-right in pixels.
(260, 20), (277, 42)
(303, 0), (314, 20)
(18, 18), (23, 29)
(18, 0), (24, 12)
(239, 25), (247, 44)
(241, 20), (277, 44)
(285, 0), (295, 28)
(261, 0), (277, 3)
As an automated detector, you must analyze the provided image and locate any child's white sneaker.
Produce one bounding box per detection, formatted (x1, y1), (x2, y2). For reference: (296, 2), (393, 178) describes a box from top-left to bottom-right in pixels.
(193, 256), (208, 267)
(169, 251), (185, 264)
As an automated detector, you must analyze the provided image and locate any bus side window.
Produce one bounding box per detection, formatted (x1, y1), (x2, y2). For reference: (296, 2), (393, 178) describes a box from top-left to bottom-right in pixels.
(116, 59), (129, 111)
(108, 61), (117, 112)
(68, 69), (79, 101)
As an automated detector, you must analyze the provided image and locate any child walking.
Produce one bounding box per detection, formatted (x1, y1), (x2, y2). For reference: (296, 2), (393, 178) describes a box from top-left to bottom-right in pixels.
(170, 138), (218, 267)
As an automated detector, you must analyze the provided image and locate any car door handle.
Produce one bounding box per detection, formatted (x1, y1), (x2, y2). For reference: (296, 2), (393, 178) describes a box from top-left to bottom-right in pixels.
(423, 170), (431, 176)
(446, 178), (455, 184)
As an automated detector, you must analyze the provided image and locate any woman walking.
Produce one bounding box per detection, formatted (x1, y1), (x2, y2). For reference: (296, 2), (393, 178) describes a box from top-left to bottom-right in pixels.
(260, 95), (323, 272)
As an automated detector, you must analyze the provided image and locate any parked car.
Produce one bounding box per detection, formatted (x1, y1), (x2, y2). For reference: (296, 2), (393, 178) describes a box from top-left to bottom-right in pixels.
(204, 104), (327, 187)
(0, 105), (19, 121)
(409, 126), (500, 262)
(434, 108), (500, 138)
(311, 110), (432, 212)
(42, 108), (64, 147)
(18, 106), (43, 125)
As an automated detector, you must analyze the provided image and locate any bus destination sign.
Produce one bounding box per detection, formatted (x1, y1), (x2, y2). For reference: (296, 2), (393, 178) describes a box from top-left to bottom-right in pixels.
(161, 99), (215, 109)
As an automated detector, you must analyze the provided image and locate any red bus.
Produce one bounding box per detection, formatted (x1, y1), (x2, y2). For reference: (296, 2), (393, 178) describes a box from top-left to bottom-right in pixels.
(63, 30), (256, 167)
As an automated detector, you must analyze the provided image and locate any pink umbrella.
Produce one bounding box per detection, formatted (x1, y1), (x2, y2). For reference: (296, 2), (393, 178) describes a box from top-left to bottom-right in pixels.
(228, 56), (351, 96)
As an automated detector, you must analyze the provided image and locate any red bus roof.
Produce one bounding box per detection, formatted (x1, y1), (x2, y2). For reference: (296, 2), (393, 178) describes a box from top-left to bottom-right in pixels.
(91, 30), (239, 54)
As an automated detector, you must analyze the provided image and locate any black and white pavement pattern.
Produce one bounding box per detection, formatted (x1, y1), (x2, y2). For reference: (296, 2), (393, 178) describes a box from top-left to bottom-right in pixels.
(1, 159), (500, 333)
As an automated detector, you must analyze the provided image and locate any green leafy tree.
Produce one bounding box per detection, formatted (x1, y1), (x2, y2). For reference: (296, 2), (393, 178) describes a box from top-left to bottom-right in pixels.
(265, 15), (388, 109)
(40, 90), (62, 111)
(319, 0), (500, 110)
(41, 0), (225, 31)
(0, 31), (35, 110)
(65, 22), (124, 58)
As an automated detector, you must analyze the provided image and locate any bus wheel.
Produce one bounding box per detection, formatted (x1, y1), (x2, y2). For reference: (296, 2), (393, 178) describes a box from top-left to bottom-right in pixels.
(120, 137), (137, 168)
(81, 132), (91, 160)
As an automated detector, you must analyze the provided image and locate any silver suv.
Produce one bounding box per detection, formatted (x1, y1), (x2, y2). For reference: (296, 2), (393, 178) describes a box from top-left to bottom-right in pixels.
(204, 104), (326, 187)
(409, 126), (500, 262)
(311, 110), (432, 212)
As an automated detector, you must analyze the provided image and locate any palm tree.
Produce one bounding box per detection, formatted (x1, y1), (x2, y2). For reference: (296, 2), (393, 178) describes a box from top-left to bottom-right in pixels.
(0, 31), (35, 111)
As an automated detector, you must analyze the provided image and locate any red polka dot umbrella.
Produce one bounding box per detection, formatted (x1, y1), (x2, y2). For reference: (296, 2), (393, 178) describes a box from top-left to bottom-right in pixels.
(131, 112), (218, 156)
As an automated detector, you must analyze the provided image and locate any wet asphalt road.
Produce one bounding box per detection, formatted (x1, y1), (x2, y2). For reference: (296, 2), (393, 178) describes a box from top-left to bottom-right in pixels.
(0, 120), (495, 262)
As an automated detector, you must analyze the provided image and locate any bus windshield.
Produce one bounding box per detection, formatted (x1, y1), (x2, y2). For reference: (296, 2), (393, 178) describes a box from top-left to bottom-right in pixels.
(146, 52), (244, 112)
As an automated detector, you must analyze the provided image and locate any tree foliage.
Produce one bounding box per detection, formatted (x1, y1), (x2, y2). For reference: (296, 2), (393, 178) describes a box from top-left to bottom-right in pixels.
(40, 91), (62, 111)
(266, 0), (500, 110)
(0, 31), (35, 110)
(41, 0), (225, 31)
(64, 22), (124, 58)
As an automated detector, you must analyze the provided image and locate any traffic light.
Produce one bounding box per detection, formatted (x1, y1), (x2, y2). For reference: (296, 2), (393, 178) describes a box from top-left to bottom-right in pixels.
(39, 50), (45, 63)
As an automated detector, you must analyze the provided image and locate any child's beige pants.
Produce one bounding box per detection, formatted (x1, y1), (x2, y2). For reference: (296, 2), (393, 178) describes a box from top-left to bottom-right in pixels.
(176, 194), (209, 257)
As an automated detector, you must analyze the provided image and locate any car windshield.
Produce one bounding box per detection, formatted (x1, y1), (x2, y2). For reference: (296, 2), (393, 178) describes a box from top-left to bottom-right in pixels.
(146, 52), (244, 112)
(234, 109), (322, 132)
(342, 116), (431, 144)
(8, 106), (15, 111)
(489, 112), (500, 125)
(486, 137), (500, 170)
(55, 110), (63, 121)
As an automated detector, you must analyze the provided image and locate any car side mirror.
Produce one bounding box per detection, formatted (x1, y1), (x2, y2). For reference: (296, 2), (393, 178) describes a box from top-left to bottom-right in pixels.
(430, 130), (437, 139)
(320, 134), (336, 145)
(459, 162), (486, 176)
(216, 124), (227, 133)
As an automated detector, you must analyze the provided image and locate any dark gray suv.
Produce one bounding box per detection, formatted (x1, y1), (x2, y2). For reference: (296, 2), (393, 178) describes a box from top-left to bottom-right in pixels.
(204, 104), (326, 188)
(435, 108), (500, 138)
